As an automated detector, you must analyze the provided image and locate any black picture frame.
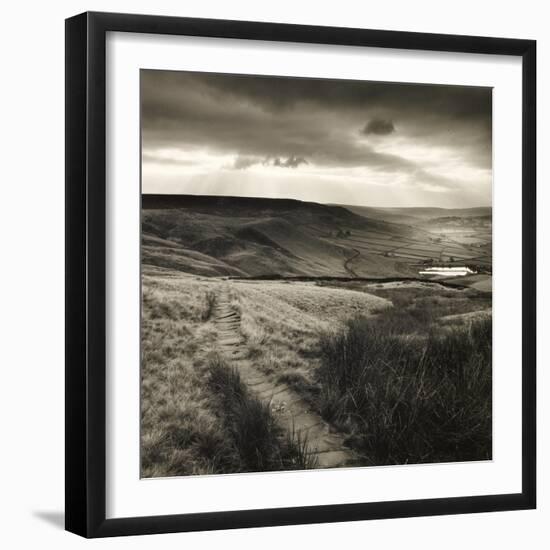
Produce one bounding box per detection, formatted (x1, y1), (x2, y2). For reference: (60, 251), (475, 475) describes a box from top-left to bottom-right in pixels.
(65, 11), (536, 538)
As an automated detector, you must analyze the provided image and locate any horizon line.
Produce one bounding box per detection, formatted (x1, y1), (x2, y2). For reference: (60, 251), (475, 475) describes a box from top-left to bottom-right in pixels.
(141, 192), (491, 210)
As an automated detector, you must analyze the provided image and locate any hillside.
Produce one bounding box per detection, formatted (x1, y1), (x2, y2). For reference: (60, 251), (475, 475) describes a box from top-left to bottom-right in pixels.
(142, 195), (426, 278)
(337, 204), (491, 224)
(142, 195), (492, 278)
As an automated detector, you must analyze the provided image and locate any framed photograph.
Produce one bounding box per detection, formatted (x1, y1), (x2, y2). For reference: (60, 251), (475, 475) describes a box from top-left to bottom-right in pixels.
(65, 11), (536, 538)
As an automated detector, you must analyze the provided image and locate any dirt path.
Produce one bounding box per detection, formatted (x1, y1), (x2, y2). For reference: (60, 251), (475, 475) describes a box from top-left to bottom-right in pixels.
(214, 286), (355, 469)
(343, 248), (360, 277)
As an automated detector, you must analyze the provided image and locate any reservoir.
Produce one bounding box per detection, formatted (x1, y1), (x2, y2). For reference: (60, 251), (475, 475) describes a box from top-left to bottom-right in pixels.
(418, 266), (475, 278)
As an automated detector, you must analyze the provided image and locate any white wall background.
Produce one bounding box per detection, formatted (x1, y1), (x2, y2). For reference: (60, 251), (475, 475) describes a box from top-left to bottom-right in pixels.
(0, 1), (546, 547)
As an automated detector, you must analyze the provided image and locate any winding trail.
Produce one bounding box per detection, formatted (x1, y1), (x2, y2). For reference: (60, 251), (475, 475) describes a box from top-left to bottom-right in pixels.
(214, 285), (355, 469)
(343, 248), (360, 278)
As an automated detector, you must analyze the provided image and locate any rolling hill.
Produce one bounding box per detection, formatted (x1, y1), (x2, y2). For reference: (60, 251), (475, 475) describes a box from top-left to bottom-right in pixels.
(142, 195), (426, 278)
(142, 195), (492, 278)
(337, 205), (492, 225)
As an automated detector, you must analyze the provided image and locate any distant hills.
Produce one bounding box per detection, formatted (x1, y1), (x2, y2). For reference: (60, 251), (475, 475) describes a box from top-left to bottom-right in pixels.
(335, 204), (492, 226)
(142, 195), (492, 278)
(142, 194), (425, 278)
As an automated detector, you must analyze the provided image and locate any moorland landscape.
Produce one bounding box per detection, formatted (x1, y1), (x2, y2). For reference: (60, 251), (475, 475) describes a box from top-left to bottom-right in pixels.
(140, 69), (493, 477)
(141, 194), (492, 477)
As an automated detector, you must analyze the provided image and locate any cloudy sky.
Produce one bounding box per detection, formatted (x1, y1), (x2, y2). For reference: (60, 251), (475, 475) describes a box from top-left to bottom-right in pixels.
(141, 70), (492, 208)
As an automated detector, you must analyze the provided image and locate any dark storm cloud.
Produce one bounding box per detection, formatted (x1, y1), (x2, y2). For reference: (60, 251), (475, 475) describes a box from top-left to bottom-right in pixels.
(233, 154), (308, 170)
(162, 71), (490, 122)
(273, 156), (308, 168)
(141, 70), (492, 185)
(362, 118), (395, 135)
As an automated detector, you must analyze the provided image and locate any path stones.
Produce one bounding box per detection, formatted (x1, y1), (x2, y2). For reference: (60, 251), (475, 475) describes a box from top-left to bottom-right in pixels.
(214, 285), (355, 469)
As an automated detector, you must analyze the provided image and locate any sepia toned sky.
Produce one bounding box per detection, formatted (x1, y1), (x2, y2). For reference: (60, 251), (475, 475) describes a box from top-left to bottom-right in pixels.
(141, 70), (492, 208)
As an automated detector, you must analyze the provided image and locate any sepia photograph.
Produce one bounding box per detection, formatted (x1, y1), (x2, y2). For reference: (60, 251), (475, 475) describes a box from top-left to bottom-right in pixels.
(140, 70), (493, 478)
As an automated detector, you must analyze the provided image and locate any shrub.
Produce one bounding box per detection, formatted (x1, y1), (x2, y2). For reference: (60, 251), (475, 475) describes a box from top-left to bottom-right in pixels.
(201, 290), (216, 321)
(317, 315), (492, 465)
(208, 356), (317, 471)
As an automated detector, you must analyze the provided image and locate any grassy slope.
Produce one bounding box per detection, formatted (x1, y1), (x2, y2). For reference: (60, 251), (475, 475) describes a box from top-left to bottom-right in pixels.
(142, 269), (492, 473)
(141, 196), (493, 472)
(141, 272), (390, 475)
(140, 273), (229, 477)
(233, 278), (492, 466)
(142, 234), (247, 277)
(142, 195), (422, 278)
(230, 281), (389, 382)
(141, 273), (319, 477)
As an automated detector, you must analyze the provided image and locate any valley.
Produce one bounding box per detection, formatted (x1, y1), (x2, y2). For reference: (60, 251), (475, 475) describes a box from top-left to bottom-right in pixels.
(142, 194), (492, 282)
(141, 194), (493, 477)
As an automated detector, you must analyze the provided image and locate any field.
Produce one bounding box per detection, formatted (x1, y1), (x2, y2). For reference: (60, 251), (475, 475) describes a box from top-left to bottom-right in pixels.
(141, 195), (492, 476)
(335, 204), (492, 271)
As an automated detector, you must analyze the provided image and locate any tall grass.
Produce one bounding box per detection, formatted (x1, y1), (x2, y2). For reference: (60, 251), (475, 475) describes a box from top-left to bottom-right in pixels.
(363, 284), (491, 332)
(208, 356), (317, 471)
(141, 275), (239, 477)
(200, 289), (216, 321)
(317, 315), (492, 465)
